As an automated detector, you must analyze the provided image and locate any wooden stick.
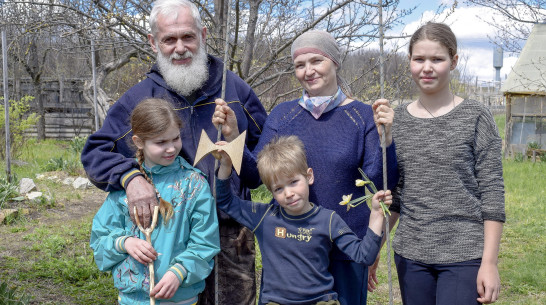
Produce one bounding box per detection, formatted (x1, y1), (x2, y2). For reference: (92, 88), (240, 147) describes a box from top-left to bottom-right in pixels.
(378, 0), (394, 303)
(134, 206), (160, 305)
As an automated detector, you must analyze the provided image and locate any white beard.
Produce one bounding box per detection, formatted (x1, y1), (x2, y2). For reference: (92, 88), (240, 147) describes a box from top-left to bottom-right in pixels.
(156, 44), (209, 97)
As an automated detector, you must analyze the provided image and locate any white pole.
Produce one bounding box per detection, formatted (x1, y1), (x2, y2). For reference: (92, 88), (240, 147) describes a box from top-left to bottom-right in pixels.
(91, 39), (99, 131)
(214, 2), (233, 304)
(2, 29), (11, 182)
(378, 1), (393, 304)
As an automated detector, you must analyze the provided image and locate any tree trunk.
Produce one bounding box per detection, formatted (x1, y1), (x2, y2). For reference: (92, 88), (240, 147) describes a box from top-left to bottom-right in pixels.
(82, 49), (139, 128)
(33, 81), (45, 140)
(241, 0), (261, 79)
(214, 0), (228, 45)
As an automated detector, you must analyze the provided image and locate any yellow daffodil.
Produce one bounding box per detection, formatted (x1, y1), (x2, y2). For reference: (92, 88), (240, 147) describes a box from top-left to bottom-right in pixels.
(339, 194), (352, 206)
(355, 179), (370, 187)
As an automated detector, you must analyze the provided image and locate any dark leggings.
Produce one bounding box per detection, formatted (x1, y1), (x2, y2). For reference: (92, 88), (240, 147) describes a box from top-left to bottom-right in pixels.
(395, 253), (482, 305)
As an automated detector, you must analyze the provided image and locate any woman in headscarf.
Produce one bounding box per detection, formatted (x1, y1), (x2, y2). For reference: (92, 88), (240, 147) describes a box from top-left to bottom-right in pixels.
(213, 30), (399, 305)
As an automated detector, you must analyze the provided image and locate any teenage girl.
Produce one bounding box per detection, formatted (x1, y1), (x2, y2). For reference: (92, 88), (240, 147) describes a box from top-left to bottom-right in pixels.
(90, 98), (220, 305)
(368, 22), (505, 305)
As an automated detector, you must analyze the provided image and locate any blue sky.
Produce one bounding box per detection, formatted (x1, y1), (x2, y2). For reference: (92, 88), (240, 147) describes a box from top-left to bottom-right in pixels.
(379, 0), (524, 84)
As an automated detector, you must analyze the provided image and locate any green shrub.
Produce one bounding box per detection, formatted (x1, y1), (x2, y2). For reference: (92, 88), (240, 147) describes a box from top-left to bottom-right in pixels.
(527, 141), (542, 150)
(0, 176), (23, 210)
(514, 152), (525, 162)
(70, 136), (87, 155)
(0, 96), (40, 159)
(41, 156), (82, 176)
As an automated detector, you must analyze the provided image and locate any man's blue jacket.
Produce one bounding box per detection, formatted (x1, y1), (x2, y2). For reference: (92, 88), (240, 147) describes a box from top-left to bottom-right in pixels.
(81, 55), (267, 206)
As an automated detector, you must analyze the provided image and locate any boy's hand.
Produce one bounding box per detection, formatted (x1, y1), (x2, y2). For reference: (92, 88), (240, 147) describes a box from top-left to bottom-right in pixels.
(211, 141), (233, 179)
(150, 270), (180, 299)
(371, 190), (392, 212)
(211, 141), (233, 167)
(124, 237), (157, 265)
(212, 98), (240, 142)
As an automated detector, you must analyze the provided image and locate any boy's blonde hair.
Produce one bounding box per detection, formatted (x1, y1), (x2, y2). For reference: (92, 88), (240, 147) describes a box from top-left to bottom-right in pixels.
(257, 136), (309, 191)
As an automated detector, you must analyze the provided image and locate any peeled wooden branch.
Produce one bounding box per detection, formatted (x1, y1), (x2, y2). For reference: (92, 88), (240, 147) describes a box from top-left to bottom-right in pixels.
(134, 206), (160, 305)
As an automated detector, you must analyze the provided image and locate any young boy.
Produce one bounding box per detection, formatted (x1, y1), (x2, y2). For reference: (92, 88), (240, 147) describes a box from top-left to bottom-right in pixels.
(214, 135), (391, 305)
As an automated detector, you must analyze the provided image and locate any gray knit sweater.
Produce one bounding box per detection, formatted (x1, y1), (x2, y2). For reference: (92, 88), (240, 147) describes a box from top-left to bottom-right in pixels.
(391, 99), (505, 264)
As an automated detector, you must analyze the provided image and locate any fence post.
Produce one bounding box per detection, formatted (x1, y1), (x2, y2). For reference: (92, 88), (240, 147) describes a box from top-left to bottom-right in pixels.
(2, 29), (11, 182)
(91, 39), (99, 131)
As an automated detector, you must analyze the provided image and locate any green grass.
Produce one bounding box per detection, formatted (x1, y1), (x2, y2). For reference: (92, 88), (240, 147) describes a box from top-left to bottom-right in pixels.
(1, 132), (544, 304)
(0, 216), (117, 304)
(1, 138), (84, 180)
(495, 113), (506, 140)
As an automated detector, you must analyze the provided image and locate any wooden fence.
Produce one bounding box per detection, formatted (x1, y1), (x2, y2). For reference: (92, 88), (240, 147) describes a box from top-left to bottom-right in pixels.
(3, 78), (95, 140)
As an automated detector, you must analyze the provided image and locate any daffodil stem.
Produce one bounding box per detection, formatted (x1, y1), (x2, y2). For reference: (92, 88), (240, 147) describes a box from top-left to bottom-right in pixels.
(379, 201), (391, 217)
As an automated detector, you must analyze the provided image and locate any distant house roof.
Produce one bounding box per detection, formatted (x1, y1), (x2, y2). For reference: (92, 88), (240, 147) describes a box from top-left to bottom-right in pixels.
(501, 23), (546, 95)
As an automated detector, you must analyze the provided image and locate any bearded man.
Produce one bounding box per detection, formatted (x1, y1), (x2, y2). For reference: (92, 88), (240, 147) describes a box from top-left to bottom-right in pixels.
(81, 0), (266, 304)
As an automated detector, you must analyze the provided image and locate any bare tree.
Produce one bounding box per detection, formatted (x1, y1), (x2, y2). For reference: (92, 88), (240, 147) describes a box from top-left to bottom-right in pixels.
(4, 0), (421, 123)
(2, 2), (61, 140)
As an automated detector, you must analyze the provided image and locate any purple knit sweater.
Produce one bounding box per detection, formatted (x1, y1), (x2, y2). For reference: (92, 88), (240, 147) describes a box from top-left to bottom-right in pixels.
(240, 99), (399, 260)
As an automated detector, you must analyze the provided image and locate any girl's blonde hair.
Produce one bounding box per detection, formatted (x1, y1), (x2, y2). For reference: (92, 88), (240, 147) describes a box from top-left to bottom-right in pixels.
(409, 22), (458, 60)
(130, 98), (183, 224)
(257, 136), (309, 191)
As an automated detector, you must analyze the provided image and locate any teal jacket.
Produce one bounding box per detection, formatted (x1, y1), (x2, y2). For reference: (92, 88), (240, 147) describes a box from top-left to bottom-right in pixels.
(90, 156), (220, 304)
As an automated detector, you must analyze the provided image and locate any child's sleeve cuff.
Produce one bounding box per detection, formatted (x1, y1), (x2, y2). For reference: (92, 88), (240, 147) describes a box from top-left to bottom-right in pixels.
(169, 263), (187, 285)
(121, 169), (143, 189)
(115, 236), (131, 253)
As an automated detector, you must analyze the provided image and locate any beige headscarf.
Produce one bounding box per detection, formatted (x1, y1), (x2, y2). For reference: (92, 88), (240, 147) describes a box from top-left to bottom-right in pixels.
(291, 30), (352, 97)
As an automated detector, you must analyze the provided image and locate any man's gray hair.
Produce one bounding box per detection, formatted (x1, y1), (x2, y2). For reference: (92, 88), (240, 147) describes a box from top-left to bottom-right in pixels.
(149, 0), (203, 36)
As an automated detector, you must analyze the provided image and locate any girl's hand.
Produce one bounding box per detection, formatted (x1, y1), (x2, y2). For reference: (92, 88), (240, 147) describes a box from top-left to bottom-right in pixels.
(372, 99), (393, 146)
(477, 262), (501, 304)
(150, 270), (180, 299)
(371, 190), (392, 213)
(124, 237), (157, 265)
(212, 98), (240, 142)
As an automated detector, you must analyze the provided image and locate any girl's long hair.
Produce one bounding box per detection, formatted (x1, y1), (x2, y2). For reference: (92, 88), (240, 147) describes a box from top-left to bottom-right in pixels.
(130, 98), (183, 224)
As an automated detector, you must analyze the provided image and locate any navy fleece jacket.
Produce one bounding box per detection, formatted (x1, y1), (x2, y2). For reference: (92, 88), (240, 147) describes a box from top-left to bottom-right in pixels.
(81, 55), (267, 204)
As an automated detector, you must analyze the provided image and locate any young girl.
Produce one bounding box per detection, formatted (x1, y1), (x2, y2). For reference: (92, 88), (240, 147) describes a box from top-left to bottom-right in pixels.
(90, 98), (220, 305)
(369, 22), (505, 304)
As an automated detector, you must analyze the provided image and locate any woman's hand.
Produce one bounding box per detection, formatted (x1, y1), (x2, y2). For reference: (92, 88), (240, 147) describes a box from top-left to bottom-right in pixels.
(212, 98), (240, 142)
(368, 254), (381, 292)
(372, 99), (393, 147)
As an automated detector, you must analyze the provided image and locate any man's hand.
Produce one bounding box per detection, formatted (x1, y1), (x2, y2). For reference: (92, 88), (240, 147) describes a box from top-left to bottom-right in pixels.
(212, 98), (240, 142)
(126, 175), (158, 228)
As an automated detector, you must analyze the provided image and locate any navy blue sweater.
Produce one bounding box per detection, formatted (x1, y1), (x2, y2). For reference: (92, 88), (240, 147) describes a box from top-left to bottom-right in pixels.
(216, 178), (382, 305)
(81, 55), (267, 206)
(240, 100), (398, 259)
